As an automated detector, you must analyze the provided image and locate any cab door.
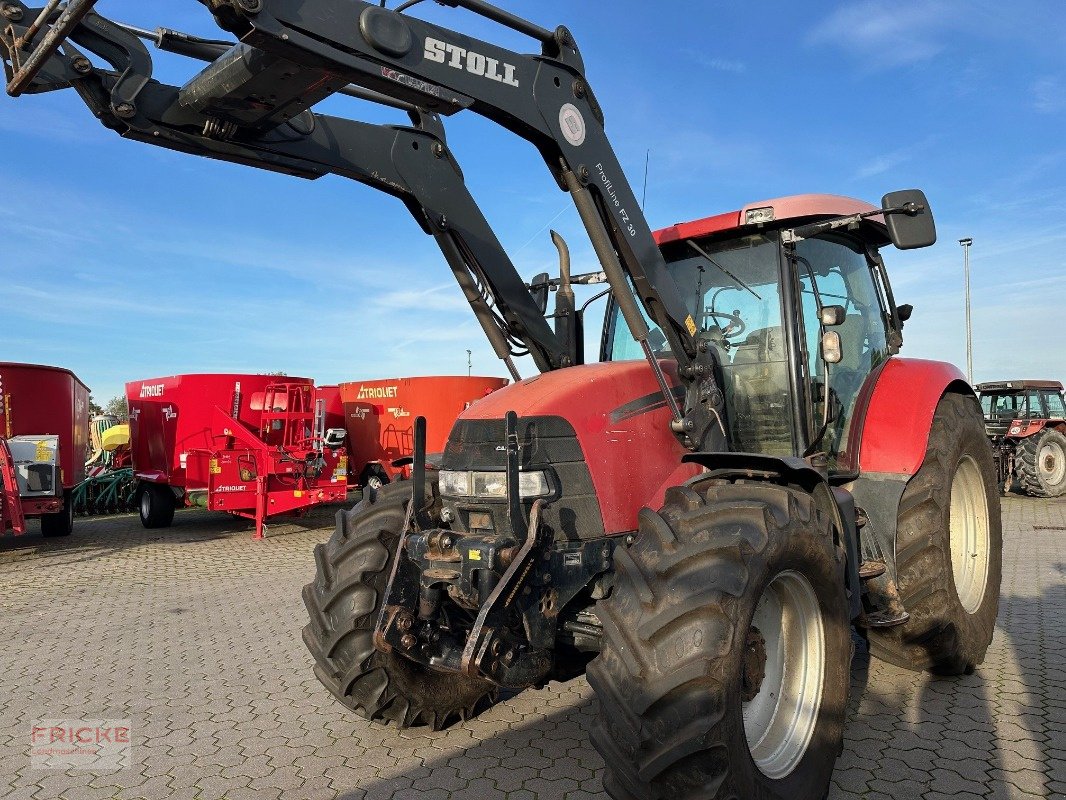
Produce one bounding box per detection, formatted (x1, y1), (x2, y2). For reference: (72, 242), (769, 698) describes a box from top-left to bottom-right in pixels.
(794, 234), (891, 470)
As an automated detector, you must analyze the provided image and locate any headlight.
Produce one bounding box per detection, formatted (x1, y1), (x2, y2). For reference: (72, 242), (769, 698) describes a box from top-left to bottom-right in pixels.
(473, 471), (507, 498)
(438, 470), (471, 497)
(745, 206), (775, 225)
(438, 469), (551, 499)
(517, 471), (550, 498)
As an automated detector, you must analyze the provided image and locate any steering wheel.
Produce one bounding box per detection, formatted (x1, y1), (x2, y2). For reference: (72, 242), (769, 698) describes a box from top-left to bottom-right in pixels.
(703, 309), (746, 339)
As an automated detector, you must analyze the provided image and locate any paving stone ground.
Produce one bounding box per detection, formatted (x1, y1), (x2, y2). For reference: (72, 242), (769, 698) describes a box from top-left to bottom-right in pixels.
(1, 494), (1063, 799)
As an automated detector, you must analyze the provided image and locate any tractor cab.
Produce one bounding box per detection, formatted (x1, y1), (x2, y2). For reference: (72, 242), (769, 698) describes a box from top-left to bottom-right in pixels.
(976, 380), (1066, 437)
(605, 194), (920, 474)
(975, 379), (1066, 497)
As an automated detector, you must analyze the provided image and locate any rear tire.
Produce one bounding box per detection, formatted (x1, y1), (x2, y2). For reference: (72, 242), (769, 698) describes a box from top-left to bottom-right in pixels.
(41, 491), (74, 537)
(138, 483), (175, 529)
(1016, 428), (1066, 498)
(302, 481), (496, 729)
(589, 481), (851, 800)
(867, 393), (1001, 674)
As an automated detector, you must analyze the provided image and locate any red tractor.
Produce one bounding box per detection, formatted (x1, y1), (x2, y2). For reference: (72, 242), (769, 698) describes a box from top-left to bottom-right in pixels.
(978, 379), (1066, 497)
(3, 4), (1001, 797)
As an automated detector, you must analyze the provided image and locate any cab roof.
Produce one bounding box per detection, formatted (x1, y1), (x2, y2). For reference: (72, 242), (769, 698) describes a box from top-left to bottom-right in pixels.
(976, 379), (1064, 393)
(653, 194), (885, 246)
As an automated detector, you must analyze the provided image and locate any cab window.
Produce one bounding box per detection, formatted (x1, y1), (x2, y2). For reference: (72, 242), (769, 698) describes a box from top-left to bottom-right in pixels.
(1044, 391), (1066, 418)
(606, 233), (795, 456)
(796, 235), (888, 466)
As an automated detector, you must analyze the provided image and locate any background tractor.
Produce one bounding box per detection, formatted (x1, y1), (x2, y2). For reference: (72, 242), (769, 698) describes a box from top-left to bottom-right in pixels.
(1, 2), (1002, 797)
(977, 380), (1066, 497)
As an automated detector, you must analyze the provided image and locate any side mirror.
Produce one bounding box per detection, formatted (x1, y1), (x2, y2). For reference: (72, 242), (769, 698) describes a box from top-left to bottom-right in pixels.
(324, 428), (347, 449)
(819, 305), (845, 326)
(881, 189), (936, 250)
(821, 331), (843, 364)
(529, 272), (550, 315)
(897, 303), (913, 322)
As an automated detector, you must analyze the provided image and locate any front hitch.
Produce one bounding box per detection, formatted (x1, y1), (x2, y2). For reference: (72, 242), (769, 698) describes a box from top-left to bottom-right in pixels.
(375, 496), (553, 687)
(373, 411), (612, 688)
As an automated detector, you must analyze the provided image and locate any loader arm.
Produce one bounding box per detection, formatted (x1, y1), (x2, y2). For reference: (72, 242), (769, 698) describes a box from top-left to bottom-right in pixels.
(0, 0), (727, 450)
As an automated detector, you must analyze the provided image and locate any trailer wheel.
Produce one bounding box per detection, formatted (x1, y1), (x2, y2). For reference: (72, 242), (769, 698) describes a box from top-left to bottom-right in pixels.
(138, 483), (176, 529)
(867, 393), (1001, 674)
(41, 491), (74, 537)
(588, 481), (850, 800)
(1016, 428), (1066, 498)
(302, 480), (496, 729)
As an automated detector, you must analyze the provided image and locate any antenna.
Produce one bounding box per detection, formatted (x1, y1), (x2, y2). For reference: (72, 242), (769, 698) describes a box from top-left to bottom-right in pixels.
(641, 149), (650, 210)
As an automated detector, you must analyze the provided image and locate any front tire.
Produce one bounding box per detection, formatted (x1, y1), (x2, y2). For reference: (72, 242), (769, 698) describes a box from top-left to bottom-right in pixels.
(867, 392), (1001, 674)
(588, 481), (850, 800)
(302, 481), (496, 729)
(1016, 428), (1066, 498)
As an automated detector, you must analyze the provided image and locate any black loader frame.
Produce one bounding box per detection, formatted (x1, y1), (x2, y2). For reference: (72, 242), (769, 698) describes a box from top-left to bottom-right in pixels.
(1, 0), (732, 448)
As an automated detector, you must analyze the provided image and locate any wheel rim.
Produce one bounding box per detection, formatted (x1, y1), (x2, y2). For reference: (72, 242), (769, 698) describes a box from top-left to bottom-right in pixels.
(742, 570), (825, 780)
(949, 455), (990, 614)
(1038, 439), (1065, 486)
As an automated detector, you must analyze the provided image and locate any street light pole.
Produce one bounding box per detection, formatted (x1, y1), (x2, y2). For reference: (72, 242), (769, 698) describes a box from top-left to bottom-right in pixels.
(959, 237), (973, 384)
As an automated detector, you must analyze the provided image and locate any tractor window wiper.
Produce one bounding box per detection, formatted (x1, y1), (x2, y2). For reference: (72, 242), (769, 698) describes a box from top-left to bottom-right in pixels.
(685, 240), (761, 301)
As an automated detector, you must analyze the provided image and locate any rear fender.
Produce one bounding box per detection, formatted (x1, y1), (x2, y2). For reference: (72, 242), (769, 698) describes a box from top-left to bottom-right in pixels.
(845, 357), (973, 587)
(849, 357), (971, 476)
(682, 452), (862, 620)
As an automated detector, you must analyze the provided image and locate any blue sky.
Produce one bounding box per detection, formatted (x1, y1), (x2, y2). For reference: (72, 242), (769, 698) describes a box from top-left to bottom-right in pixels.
(1, 0), (1064, 404)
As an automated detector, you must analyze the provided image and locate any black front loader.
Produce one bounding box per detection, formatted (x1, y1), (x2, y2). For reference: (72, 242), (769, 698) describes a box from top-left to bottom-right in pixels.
(0, 0), (728, 452)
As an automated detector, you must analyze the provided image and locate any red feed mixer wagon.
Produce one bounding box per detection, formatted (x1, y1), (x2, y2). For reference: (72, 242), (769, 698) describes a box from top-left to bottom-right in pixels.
(0, 362), (89, 537)
(126, 374), (349, 538)
(340, 376), (508, 488)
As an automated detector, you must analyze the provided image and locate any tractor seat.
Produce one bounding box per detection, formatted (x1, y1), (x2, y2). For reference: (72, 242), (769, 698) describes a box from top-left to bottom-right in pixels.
(730, 327), (782, 365)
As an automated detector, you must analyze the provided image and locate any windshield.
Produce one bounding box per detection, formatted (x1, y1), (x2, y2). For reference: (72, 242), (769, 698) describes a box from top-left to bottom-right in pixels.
(982, 393), (1032, 420)
(608, 234), (794, 455)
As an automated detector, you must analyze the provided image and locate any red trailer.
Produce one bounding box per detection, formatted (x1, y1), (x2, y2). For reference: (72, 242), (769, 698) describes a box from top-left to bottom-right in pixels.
(126, 374), (349, 538)
(339, 376), (507, 488)
(0, 362), (90, 536)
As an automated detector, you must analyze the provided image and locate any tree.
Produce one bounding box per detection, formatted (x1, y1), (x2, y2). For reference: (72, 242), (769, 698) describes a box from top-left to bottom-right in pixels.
(105, 395), (129, 421)
(88, 395), (104, 416)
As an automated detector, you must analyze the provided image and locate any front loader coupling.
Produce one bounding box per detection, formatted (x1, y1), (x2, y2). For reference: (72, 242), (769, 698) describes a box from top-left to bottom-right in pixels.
(375, 495), (615, 688)
(374, 413), (614, 689)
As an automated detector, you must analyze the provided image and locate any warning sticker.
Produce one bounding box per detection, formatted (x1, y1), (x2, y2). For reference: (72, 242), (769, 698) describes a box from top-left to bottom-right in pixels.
(209, 458), (221, 475)
(685, 315), (698, 336)
(34, 440), (53, 462)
